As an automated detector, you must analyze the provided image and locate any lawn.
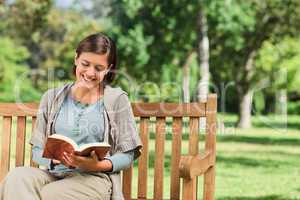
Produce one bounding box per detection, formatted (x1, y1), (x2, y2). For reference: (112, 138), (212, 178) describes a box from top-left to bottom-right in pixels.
(1, 114), (300, 199)
(210, 114), (300, 200)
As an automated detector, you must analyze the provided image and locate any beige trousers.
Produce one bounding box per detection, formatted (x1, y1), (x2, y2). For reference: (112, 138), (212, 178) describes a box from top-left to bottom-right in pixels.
(0, 166), (112, 200)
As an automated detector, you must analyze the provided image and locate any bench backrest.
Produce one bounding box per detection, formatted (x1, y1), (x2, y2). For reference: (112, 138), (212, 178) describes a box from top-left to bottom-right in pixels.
(0, 94), (217, 200)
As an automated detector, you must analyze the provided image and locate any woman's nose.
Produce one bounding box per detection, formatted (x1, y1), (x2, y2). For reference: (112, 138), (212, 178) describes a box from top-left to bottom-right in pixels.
(85, 67), (96, 77)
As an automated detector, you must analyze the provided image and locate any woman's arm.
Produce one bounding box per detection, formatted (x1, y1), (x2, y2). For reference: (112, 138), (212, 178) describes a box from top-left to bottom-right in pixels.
(31, 145), (52, 167)
(62, 150), (134, 172)
(105, 151), (134, 173)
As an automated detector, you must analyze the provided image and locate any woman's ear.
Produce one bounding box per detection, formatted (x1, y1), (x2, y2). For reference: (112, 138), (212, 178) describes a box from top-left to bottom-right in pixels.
(74, 53), (78, 66)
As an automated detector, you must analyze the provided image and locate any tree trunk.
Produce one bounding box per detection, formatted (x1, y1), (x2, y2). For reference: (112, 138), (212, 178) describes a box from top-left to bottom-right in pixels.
(275, 89), (287, 115)
(182, 52), (194, 103)
(236, 50), (257, 128)
(237, 89), (253, 128)
(197, 6), (210, 102)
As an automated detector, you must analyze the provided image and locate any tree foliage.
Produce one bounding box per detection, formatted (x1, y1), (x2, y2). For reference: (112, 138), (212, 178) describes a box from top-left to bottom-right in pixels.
(0, 37), (41, 102)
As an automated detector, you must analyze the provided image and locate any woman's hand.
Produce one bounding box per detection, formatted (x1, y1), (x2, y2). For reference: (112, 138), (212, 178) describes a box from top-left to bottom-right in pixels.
(62, 151), (113, 172)
(52, 159), (61, 165)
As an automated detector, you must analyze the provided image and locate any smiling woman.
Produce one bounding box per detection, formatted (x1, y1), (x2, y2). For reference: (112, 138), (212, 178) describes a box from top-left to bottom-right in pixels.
(0, 33), (142, 200)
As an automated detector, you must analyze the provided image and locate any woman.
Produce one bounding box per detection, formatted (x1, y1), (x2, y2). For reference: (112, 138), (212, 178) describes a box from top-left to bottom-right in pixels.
(0, 33), (142, 200)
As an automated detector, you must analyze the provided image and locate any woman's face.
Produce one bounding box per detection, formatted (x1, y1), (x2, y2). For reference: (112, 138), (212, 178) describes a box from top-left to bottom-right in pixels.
(74, 52), (110, 89)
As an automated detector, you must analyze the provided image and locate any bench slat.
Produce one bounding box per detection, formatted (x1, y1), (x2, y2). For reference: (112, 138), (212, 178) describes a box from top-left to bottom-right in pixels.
(30, 117), (39, 168)
(132, 103), (205, 117)
(0, 116), (12, 180)
(137, 117), (149, 199)
(0, 103), (39, 116)
(189, 117), (200, 155)
(153, 117), (166, 200)
(122, 165), (133, 200)
(170, 117), (183, 200)
(0, 102), (206, 117)
(203, 94), (217, 200)
(182, 117), (200, 200)
(15, 116), (26, 167)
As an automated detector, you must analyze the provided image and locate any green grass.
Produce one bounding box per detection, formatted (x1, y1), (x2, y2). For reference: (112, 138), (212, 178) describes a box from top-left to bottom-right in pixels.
(1, 114), (300, 199)
(215, 131), (300, 200)
(203, 114), (300, 199)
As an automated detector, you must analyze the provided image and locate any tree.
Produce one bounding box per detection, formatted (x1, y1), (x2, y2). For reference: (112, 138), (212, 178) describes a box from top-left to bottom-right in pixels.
(0, 37), (41, 102)
(206, 0), (300, 128)
(4, 0), (52, 87)
(256, 37), (300, 114)
(2, 1), (103, 90)
(109, 0), (207, 102)
(197, 1), (210, 102)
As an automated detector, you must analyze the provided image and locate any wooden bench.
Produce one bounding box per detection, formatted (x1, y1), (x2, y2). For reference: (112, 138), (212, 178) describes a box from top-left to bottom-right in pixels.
(0, 94), (217, 200)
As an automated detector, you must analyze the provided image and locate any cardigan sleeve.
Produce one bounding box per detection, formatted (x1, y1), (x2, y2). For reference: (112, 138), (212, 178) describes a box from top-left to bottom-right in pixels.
(113, 93), (142, 160)
(29, 89), (52, 148)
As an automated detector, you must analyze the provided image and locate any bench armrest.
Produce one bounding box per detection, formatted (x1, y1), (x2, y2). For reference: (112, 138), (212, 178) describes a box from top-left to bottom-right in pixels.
(179, 151), (215, 180)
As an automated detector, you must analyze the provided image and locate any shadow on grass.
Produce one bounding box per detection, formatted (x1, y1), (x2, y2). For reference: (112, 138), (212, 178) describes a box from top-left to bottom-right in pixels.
(224, 121), (300, 131)
(217, 195), (299, 200)
(134, 151), (296, 170)
(216, 155), (285, 168)
(218, 135), (300, 146)
(252, 121), (300, 131)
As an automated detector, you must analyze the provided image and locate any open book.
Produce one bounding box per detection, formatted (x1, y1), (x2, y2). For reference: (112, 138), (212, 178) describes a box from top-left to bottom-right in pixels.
(42, 134), (111, 161)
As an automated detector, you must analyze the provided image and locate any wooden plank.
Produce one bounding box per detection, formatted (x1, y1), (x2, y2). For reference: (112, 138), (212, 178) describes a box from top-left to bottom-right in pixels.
(137, 117), (149, 199)
(153, 117), (166, 200)
(203, 94), (217, 200)
(0, 103), (39, 116)
(30, 117), (39, 168)
(0, 102), (206, 117)
(15, 116), (27, 167)
(132, 103), (206, 117)
(188, 117), (200, 155)
(122, 165), (133, 200)
(0, 116), (12, 181)
(170, 117), (182, 200)
(182, 178), (197, 200)
(182, 117), (200, 200)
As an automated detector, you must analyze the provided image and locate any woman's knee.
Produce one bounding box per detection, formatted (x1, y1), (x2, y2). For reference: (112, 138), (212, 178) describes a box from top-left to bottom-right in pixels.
(5, 166), (49, 185)
(40, 186), (52, 200)
(5, 167), (34, 181)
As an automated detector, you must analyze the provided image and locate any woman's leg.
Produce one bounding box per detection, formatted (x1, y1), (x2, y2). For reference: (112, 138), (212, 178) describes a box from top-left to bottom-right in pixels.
(40, 172), (112, 200)
(0, 166), (57, 200)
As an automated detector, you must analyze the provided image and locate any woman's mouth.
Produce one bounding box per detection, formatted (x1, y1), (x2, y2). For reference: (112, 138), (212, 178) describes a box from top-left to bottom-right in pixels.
(81, 75), (95, 83)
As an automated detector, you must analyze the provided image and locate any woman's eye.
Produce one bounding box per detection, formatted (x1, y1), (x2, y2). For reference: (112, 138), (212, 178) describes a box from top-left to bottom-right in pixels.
(95, 67), (105, 72)
(82, 62), (89, 66)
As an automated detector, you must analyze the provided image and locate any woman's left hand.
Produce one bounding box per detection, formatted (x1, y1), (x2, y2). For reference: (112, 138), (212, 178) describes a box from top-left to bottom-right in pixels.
(62, 151), (100, 172)
(63, 151), (113, 172)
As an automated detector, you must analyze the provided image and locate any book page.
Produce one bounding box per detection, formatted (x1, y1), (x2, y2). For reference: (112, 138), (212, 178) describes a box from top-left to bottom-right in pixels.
(77, 142), (110, 152)
(49, 134), (78, 149)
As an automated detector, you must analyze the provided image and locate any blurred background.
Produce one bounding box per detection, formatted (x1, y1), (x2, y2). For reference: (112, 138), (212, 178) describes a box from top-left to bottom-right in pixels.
(1, 0), (300, 199)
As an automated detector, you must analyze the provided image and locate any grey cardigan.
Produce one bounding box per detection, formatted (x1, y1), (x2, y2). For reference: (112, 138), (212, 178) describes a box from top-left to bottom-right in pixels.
(29, 83), (142, 200)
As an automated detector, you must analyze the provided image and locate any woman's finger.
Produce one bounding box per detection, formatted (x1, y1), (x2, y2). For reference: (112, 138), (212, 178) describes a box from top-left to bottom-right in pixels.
(52, 159), (61, 165)
(91, 151), (98, 160)
(62, 153), (73, 166)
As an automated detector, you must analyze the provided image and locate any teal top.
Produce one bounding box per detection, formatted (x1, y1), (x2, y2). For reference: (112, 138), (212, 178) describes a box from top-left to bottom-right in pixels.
(32, 92), (133, 174)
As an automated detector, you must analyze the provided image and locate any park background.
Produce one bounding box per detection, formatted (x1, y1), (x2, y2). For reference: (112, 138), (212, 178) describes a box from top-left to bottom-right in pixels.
(0, 0), (300, 199)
